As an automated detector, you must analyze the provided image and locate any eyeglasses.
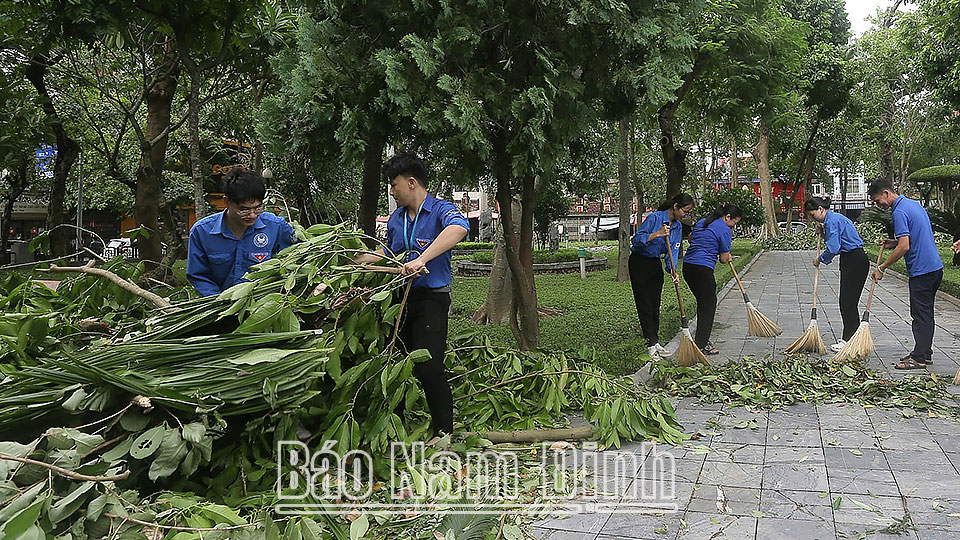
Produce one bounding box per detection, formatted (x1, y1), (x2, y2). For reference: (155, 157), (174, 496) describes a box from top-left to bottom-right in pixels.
(236, 203), (265, 216)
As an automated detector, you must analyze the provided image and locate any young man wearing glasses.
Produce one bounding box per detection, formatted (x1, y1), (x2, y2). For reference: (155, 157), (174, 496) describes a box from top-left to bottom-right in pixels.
(187, 168), (296, 296)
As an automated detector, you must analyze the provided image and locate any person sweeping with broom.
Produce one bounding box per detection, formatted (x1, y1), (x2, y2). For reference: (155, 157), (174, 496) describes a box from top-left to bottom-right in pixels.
(804, 197), (869, 353)
(629, 193), (695, 360)
(866, 179), (943, 370)
(681, 203), (741, 356)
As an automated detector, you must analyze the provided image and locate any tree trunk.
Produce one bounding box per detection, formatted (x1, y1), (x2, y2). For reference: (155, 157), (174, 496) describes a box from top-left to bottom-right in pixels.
(616, 116), (631, 282)
(630, 119), (643, 213)
(135, 42), (180, 269)
(24, 56), (79, 259)
(358, 133), (385, 246)
(754, 124), (779, 238)
(472, 205), (516, 325)
(186, 71), (207, 221)
(730, 137), (738, 185)
(784, 117), (822, 229)
(840, 164), (848, 214)
(493, 135), (539, 350)
(658, 102), (687, 199)
(0, 162), (29, 265)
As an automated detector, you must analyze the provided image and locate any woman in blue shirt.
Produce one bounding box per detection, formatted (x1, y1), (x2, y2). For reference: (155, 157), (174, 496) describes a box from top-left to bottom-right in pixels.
(682, 203), (741, 355)
(629, 193), (694, 360)
(805, 196), (868, 352)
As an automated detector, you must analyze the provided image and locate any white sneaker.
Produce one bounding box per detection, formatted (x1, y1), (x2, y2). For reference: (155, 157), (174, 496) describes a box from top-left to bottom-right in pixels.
(648, 345), (661, 359)
(655, 343), (670, 355)
(830, 340), (847, 353)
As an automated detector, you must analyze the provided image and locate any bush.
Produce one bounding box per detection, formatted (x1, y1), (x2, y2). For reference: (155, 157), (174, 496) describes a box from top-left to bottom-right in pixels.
(760, 226), (818, 250)
(699, 185), (766, 228)
(470, 248), (583, 264)
(455, 241), (494, 250)
(855, 221), (886, 245)
(859, 206), (893, 237)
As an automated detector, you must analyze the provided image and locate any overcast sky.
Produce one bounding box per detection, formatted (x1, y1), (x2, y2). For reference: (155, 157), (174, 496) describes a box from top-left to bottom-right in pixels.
(845, 0), (915, 36)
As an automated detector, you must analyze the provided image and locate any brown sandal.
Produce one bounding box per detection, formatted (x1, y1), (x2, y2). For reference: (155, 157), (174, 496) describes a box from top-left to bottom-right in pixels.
(894, 357), (927, 370)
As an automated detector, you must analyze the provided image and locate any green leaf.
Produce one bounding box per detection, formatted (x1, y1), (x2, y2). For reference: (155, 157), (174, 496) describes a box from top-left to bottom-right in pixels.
(833, 496), (842, 510)
(502, 524), (523, 540)
(1, 499), (44, 538)
(130, 425), (165, 460)
(349, 514), (369, 540)
(48, 481), (95, 524)
(370, 290), (390, 302)
(101, 437), (133, 462)
(181, 423), (206, 443)
(841, 365), (857, 377)
(406, 349), (433, 363)
(119, 410), (152, 431)
(228, 348), (303, 365)
(0, 481), (45, 524)
(199, 504), (246, 526)
(0, 440), (38, 481)
(148, 429), (188, 481)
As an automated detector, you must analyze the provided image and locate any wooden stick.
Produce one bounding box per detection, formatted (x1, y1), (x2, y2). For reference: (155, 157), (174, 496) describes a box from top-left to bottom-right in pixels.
(0, 454), (130, 482)
(663, 221), (686, 319)
(46, 260), (172, 310)
(463, 426), (595, 443)
(812, 236), (821, 310)
(865, 247), (885, 312)
(353, 264), (429, 275)
(729, 262), (748, 295)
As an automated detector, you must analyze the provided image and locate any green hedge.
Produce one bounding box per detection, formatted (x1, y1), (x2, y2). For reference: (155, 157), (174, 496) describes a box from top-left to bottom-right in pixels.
(907, 165), (960, 183)
(470, 248), (585, 265)
(455, 241), (494, 250)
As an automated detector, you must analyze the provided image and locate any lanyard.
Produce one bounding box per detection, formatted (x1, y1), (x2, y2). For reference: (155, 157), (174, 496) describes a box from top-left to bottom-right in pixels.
(403, 199), (426, 253)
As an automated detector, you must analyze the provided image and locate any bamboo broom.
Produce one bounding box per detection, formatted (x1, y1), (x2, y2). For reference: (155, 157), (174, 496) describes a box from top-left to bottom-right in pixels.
(833, 247), (884, 362)
(729, 262), (781, 337)
(663, 228), (709, 366)
(784, 236), (827, 354)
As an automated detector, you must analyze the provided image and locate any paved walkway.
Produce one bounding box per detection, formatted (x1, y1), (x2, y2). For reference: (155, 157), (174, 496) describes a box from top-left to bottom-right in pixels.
(532, 250), (960, 540)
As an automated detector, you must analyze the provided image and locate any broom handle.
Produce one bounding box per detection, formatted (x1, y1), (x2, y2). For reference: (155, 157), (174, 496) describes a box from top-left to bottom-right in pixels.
(864, 247), (885, 313)
(664, 221), (687, 321)
(728, 261), (751, 304)
(812, 235), (821, 312)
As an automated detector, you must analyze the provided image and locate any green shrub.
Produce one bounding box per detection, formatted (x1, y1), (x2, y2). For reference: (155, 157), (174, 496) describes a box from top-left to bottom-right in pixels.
(699, 186), (766, 228)
(455, 241), (494, 250)
(760, 226), (818, 250)
(470, 248), (584, 264)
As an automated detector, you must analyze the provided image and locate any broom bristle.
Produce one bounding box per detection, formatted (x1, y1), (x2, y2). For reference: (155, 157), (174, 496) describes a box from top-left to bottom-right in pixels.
(746, 302), (781, 337)
(784, 319), (827, 354)
(675, 328), (710, 367)
(952, 365), (960, 385)
(833, 322), (872, 361)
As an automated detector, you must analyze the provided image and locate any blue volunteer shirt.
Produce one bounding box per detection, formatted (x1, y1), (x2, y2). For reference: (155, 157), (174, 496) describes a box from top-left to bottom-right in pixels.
(818, 210), (864, 265)
(630, 210), (681, 271)
(187, 210), (296, 296)
(891, 195), (943, 277)
(384, 194), (469, 289)
(684, 218), (733, 270)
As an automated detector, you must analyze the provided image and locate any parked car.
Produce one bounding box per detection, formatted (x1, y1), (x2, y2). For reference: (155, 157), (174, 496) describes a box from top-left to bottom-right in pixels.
(777, 221), (808, 234)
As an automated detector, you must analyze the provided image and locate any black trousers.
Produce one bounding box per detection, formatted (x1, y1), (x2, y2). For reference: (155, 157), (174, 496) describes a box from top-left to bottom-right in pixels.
(909, 269), (943, 362)
(682, 262), (716, 349)
(838, 248), (870, 341)
(397, 289), (454, 434)
(629, 253), (664, 346)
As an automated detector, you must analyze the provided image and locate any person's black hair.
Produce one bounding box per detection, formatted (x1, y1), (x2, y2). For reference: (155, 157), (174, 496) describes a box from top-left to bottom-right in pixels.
(704, 203), (742, 227)
(221, 168), (266, 204)
(383, 153), (429, 190)
(803, 196), (832, 213)
(657, 192), (695, 212)
(867, 179), (896, 197)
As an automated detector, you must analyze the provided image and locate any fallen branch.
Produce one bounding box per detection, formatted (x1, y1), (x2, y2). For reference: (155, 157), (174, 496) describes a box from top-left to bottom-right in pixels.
(0, 454), (130, 482)
(454, 370), (632, 402)
(464, 426), (595, 443)
(104, 513), (269, 532)
(46, 260), (173, 310)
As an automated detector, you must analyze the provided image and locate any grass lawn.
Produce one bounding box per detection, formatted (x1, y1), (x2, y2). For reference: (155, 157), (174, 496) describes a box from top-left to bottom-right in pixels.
(449, 239), (762, 376)
(864, 243), (960, 298)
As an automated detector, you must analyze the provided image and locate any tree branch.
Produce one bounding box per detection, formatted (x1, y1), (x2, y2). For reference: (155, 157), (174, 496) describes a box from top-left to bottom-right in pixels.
(0, 454), (130, 482)
(45, 261), (173, 310)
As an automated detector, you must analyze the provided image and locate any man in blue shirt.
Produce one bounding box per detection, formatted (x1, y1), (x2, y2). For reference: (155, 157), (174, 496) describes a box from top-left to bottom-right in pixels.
(187, 168), (296, 296)
(355, 153), (468, 435)
(869, 179), (944, 369)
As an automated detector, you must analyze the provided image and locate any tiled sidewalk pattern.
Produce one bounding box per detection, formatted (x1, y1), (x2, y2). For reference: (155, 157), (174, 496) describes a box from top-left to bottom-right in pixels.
(532, 251), (960, 540)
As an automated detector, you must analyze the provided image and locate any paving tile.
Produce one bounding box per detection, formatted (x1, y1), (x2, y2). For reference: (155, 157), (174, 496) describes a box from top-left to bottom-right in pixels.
(703, 442), (765, 464)
(766, 428), (822, 447)
(875, 432), (942, 452)
(826, 467), (900, 497)
(893, 470), (960, 499)
(765, 446), (824, 464)
(536, 511), (611, 534)
(823, 446), (889, 470)
(758, 489), (834, 521)
(687, 484), (760, 516)
(832, 493), (908, 527)
(599, 511), (681, 539)
(698, 461), (763, 489)
(834, 524), (919, 540)
(820, 429), (879, 449)
(756, 517), (836, 539)
(712, 428), (767, 445)
(884, 450), (954, 472)
(675, 512), (756, 540)
(904, 497), (960, 529)
(915, 524), (960, 540)
(531, 529), (599, 540)
(761, 463), (829, 492)
(638, 457), (702, 484)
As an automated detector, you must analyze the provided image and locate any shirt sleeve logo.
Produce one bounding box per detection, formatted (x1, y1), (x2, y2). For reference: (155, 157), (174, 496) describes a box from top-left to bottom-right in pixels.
(254, 233), (269, 248)
(252, 252), (269, 262)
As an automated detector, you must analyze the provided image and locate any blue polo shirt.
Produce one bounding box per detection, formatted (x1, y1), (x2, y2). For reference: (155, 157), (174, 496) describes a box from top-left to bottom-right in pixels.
(384, 194), (469, 289)
(818, 210), (863, 265)
(891, 195), (943, 277)
(630, 210), (681, 271)
(683, 218), (733, 270)
(187, 211), (296, 296)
